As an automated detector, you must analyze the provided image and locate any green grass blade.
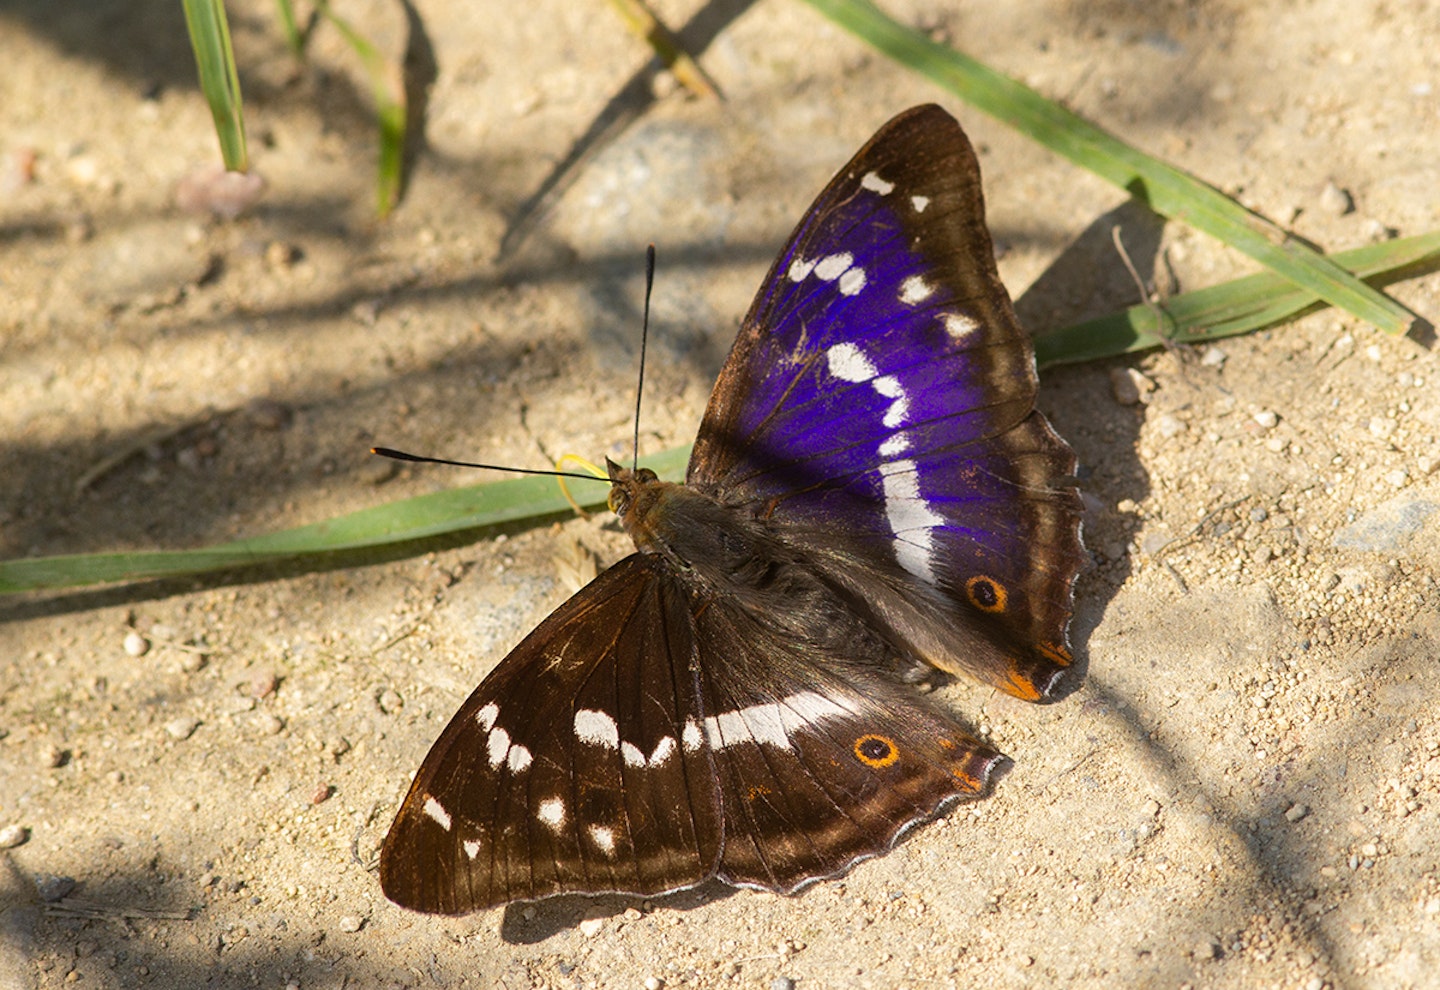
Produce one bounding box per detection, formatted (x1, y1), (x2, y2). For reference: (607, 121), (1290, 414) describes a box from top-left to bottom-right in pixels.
(1035, 232), (1440, 367)
(801, 0), (1419, 337)
(314, 0), (406, 216)
(182, 0), (249, 172)
(0, 447), (689, 594)
(603, 0), (722, 100)
(273, 0), (308, 56)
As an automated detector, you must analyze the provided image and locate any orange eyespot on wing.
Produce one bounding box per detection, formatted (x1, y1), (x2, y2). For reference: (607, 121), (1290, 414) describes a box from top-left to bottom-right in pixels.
(853, 734), (902, 768)
(964, 575), (1008, 613)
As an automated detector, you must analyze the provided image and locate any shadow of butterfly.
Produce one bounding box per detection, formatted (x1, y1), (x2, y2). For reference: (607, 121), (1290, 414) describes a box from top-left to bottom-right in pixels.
(379, 105), (1085, 915)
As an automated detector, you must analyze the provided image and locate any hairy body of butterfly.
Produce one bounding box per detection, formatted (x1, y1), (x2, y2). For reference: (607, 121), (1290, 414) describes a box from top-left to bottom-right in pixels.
(379, 105), (1085, 914)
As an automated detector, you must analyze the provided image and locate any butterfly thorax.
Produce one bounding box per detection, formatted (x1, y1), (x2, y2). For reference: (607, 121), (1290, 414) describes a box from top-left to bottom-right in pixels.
(605, 458), (894, 666)
(606, 457), (786, 581)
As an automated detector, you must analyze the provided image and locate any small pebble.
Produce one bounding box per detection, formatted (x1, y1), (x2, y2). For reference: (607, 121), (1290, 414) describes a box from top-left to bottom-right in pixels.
(123, 631), (150, 657)
(253, 713), (285, 736)
(1155, 414), (1186, 439)
(1304, 978), (1324, 990)
(0, 824), (29, 848)
(175, 163), (266, 219)
(376, 689), (404, 714)
(1109, 367), (1154, 406)
(1249, 507), (1269, 523)
(622, 907), (643, 921)
(1193, 936), (1221, 960)
(41, 744), (67, 768)
(65, 154), (101, 186)
(644, 978), (664, 990)
(264, 241), (302, 269)
(1285, 803), (1309, 822)
(36, 875), (77, 902)
(578, 917), (604, 937)
(1200, 345), (1227, 368)
(1252, 410), (1279, 429)
(1319, 181), (1354, 216)
(249, 669), (280, 699)
(337, 914), (364, 933)
(1385, 469), (1409, 488)
(310, 784), (334, 805)
(0, 147), (36, 193)
(165, 717), (201, 741)
(771, 978), (797, 990)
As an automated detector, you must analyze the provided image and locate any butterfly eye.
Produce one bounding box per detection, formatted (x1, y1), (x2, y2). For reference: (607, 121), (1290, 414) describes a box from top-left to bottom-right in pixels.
(607, 489), (628, 515)
(636, 467), (658, 484)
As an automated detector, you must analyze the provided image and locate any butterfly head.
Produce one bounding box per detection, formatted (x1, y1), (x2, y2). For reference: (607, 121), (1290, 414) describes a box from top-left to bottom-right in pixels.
(605, 457), (661, 522)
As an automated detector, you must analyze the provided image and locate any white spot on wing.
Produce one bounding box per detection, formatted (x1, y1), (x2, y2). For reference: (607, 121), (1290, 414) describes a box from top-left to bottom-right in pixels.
(879, 460), (943, 584)
(826, 342), (877, 383)
(872, 375), (909, 429)
(475, 703), (499, 731)
(788, 257), (816, 282)
(486, 726), (511, 768)
(422, 796), (452, 831)
(781, 690), (854, 727)
(861, 171), (895, 195)
(702, 692), (854, 750)
(682, 719), (703, 752)
(574, 709), (620, 749)
(589, 825), (617, 855)
(944, 312), (981, 340)
(837, 267), (867, 296)
(648, 735), (676, 766)
(463, 839), (480, 859)
(537, 797), (566, 830)
(879, 433), (910, 457)
(741, 705), (792, 747)
(882, 396), (910, 429)
(621, 741), (645, 768)
(814, 252), (854, 281)
(894, 539), (937, 585)
(506, 744), (533, 772)
(911, 194), (930, 213)
(899, 275), (934, 304)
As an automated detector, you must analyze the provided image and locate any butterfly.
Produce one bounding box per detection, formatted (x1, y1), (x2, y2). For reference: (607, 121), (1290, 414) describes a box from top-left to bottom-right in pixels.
(378, 105), (1085, 914)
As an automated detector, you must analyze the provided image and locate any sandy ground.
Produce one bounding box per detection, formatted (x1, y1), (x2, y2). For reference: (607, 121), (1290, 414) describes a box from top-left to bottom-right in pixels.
(3, 1), (1439, 988)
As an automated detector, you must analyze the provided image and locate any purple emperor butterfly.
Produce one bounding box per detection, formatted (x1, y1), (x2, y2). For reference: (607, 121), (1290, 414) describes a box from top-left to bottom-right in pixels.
(379, 105), (1084, 914)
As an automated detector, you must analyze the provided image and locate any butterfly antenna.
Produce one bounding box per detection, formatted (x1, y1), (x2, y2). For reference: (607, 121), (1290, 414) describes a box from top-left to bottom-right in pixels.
(632, 244), (656, 472)
(370, 447), (601, 482)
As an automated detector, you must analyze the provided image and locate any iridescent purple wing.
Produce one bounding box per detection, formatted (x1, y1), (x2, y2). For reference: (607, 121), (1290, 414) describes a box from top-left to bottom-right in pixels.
(688, 105), (1084, 701)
